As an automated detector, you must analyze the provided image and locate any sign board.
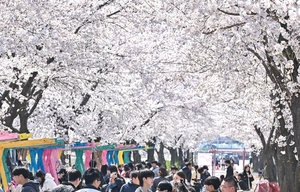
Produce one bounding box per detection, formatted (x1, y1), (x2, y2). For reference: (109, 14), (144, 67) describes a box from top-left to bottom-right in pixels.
(197, 152), (212, 171)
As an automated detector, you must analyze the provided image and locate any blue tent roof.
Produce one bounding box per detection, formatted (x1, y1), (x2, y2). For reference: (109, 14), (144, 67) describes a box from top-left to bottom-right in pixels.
(198, 137), (245, 151)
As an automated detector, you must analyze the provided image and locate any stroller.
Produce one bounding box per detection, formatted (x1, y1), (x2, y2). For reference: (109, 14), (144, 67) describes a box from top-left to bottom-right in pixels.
(254, 165), (280, 192)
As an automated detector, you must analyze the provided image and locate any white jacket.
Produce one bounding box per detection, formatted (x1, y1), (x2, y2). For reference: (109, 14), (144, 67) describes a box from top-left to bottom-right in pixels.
(76, 188), (99, 192)
(40, 173), (57, 192)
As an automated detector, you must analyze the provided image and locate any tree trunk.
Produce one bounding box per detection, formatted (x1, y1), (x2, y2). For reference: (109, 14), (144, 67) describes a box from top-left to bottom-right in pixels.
(2, 100), (19, 132)
(290, 95), (300, 191)
(132, 151), (141, 164)
(19, 111), (29, 133)
(169, 148), (177, 166)
(263, 145), (277, 182)
(17, 149), (28, 162)
(94, 150), (103, 166)
(275, 143), (297, 192)
(157, 142), (166, 167)
(254, 121), (279, 182)
(294, 162), (300, 192)
(60, 152), (67, 165)
(258, 153), (264, 170)
(186, 149), (190, 161)
(147, 141), (155, 161)
(252, 152), (259, 172)
(273, 113), (297, 191)
(1, 71), (46, 133)
(178, 147), (183, 166)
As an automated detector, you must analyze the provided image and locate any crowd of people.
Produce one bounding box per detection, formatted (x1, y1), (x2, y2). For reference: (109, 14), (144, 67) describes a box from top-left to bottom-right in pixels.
(4, 159), (254, 192)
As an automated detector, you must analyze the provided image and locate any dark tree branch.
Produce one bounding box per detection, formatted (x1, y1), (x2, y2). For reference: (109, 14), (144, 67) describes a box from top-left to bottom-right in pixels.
(140, 110), (159, 128)
(107, 10), (121, 18)
(267, 118), (276, 147)
(0, 91), (9, 108)
(28, 90), (43, 116)
(203, 22), (246, 34)
(221, 22), (246, 30)
(247, 47), (289, 99)
(254, 125), (266, 147)
(97, 0), (114, 10)
(75, 0), (115, 34)
(217, 8), (240, 16)
(21, 72), (38, 96)
(217, 8), (257, 16)
(202, 29), (217, 35)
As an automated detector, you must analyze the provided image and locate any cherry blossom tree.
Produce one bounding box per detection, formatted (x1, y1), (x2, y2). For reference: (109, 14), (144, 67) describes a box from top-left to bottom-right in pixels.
(2, 0), (299, 189)
(178, 0), (300, 190)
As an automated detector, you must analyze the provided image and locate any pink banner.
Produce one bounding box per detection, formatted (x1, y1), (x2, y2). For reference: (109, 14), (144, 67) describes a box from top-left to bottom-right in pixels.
(101, 150), (108, 165)
(42, 149), (59, 184)
(84, 150), (93, 169)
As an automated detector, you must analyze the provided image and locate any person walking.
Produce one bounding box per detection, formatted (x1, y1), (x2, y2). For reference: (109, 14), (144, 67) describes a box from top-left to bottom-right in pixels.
(105, 172), (124, 192)
(203, 176), (221, 192)
(35, 170), (57, 192)
(77, 168), (102, 192)
(11, 167), (39, 192)
(156, 181), (172, 192)
(219, 176), (237, 192)
(225, 160), (233, 178)
(52, 169), (82, 192)
(181, 163), (192, 185)
(172, 171), (195, 192)
(166, 166), (178, 182)
(150, 161), (159, 178)
(198, 167), (210, 190)
(119, 170), (140, 192)
(152, 167), (168, 192)
(135, 169), (154, 192)
(236, 173), (247, 191)
(241, 165), (254, 190)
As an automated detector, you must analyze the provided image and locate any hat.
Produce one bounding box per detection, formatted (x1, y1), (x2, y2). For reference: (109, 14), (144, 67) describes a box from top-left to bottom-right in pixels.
(157, 181), (172, 192)
(202, 165), (209, 170)
(57, 169), (67, 174)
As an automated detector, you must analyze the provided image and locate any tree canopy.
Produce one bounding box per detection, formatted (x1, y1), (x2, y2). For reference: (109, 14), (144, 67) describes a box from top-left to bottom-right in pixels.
(0, 0), (299, 161)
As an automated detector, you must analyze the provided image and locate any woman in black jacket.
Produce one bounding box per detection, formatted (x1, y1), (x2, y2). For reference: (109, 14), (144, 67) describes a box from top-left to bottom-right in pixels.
(241, 165), (254, 190)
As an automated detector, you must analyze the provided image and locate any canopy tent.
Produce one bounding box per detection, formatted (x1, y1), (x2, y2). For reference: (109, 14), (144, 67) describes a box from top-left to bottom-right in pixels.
(0, 138), (153, 190)
(197, 136), (247, 152)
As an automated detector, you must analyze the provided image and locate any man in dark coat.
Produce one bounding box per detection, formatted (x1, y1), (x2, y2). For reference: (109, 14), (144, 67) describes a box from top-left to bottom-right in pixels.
(12, 167), (39, 192)
(52, 169), (82, 192)
(152, 167), (169, 192)
(198, 167), (210, 190)
(237, 173), (248, 190)
(77, 168), (102, 192)
(225, 160), (233, 178)
(120, 170), (140, 192)
(57, 169), (68, 184)
(181, 162), (192, 184)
